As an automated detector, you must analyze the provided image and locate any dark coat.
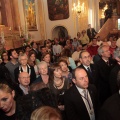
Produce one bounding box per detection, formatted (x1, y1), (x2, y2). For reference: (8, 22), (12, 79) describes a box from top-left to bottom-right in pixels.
(64, 84), (97, 120)
(87, 28), (97, 40)
(98, 92), (120, 120)
(96, 58), (116, 105)
(109, 63), (120, 94)
(14, 65), (36, 84)
(78, 64), (98, 86)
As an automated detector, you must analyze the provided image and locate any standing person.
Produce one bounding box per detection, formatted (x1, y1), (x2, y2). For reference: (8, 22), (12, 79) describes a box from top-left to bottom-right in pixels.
(30, 42), (41, 60)
(14, 53), (36, 84)
(64, 67), (97, 120)
(52, 39), (62, 62)
(96, 45), (116, 105)
(5, 49), (19, 82)
(109, 47), (120, 94)
(0, 83), (17, 120)
(0, 83), (57, 120)
(81, 30), (89, 49)
(104, 5), (113, 23)
(28, 51), (40, 78)
(58, 59), (73, 85)
(1, 51), (9, 65)
(49, 63), (70, 120)
(78, 50), (98, 86)
(87, 24), (97, 42)
(61, 48), (76, 69)
(42, 52), (52, 67)
(35, 61), (49, 86)
(98, 71), (120, 120)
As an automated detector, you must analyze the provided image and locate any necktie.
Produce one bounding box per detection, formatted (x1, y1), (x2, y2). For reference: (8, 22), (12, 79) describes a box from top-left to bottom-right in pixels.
(83, 90), (95, 117)
(83, 89), (92, 109)
(87, 67), (92, 76)
(106, 61), (109, 66)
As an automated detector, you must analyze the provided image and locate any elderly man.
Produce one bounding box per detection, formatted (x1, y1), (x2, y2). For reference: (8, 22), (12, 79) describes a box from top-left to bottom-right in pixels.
(18, 72), (30, 95)
(64, 67), (97, 120)
(109, 47), (120, 94)
(96, 45), (116, 105)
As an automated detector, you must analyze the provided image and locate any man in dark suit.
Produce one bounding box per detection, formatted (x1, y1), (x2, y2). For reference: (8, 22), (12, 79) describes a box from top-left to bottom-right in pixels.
(96, 45), (116, 105)
(30, 42), (41, 60)
(98, 71), (120, 120)
(78, 50), (98, 86)
(64, 67), (97, 120)
(87, 24), (97, 42)
(109, 47), (120, 94)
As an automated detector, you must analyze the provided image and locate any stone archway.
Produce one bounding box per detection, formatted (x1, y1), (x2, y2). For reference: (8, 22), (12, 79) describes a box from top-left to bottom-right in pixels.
(52, 26), (68, 39)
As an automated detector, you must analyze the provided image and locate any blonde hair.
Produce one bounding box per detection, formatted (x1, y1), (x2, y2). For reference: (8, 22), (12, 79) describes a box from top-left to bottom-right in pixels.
(30, 106), (62, 120)
(0, 83), (13, 94)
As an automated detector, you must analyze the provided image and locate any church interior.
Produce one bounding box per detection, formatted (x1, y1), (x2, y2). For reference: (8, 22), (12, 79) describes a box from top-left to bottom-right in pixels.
(1, 0), (120, 120)
(0, 0), (120, 50)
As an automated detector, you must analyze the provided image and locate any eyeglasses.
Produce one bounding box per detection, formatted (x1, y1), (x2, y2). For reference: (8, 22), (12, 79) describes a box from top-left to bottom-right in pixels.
(19, 77), (30, 79)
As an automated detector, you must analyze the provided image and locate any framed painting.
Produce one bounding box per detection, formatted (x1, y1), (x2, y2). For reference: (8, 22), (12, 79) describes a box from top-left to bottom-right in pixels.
(23, 0), (37, 31)
(47, 0), (69, 21)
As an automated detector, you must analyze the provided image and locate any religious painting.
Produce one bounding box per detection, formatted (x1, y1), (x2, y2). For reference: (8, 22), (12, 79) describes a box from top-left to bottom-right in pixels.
(47, 0), (69, 21)
(23, 0), (37, 31)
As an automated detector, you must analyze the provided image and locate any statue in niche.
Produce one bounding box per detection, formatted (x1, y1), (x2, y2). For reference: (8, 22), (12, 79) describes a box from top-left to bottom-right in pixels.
(26, 1), (36, 29)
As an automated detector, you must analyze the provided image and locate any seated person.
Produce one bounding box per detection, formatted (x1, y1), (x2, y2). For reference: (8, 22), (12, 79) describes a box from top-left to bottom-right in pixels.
(72, 45), (82, 65)
(18, 72), (30, 95)
(87, 38), (99, 57)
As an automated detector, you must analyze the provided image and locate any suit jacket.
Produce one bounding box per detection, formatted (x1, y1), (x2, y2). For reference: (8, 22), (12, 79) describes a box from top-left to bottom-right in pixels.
(96, 58), (116, 105)
(87, 28), (97, 40)
(109, 63), (120, 94)
(14, 65), (36, 84)
(64, 84), (97, 120)
(78, 64), (98, 86)
(98, 92), (120, 120)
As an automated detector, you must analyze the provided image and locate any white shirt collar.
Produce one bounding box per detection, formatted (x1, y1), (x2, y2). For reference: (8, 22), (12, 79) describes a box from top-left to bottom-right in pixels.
(83, 65), (90, 71)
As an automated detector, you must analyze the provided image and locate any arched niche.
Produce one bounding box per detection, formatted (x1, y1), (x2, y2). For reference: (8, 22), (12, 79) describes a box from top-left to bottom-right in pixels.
(52, 26), (68, 39)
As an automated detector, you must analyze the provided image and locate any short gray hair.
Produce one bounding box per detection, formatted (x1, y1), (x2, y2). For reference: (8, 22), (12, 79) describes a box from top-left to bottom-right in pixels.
(97, 45), (109, 55)
(37, 61), (48, 69)
(18, 53), (28, 61)
(114, 47), (120, 59)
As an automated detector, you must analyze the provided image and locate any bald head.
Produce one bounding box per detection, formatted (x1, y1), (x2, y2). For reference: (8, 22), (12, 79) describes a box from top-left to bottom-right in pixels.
(18, 72), (30, 87)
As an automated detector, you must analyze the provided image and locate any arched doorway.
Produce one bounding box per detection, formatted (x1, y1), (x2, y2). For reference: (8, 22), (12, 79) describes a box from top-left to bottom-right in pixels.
(52, 26), (68, 39)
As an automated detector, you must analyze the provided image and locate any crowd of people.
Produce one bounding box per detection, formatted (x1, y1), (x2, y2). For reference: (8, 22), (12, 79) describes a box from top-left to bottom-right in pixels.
(0, 26), (120, 120)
